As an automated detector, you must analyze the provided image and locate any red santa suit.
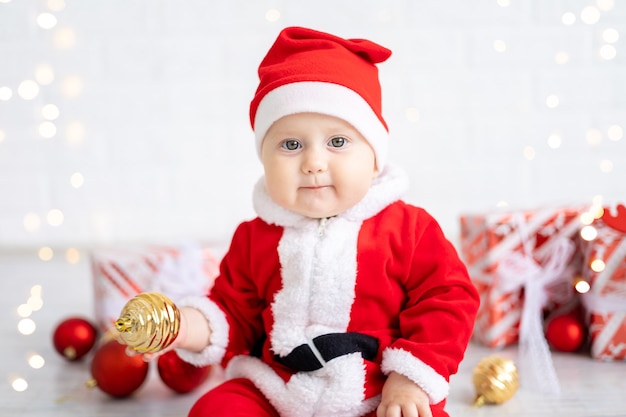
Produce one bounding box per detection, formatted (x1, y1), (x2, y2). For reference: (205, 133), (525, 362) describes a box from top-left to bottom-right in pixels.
(177, 165), (480, 417)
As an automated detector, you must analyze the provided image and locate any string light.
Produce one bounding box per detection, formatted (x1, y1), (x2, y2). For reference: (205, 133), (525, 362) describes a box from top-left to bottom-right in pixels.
(554, 51), (569, 65)
(607, 125), (623, 141)
(65, 121), (86, 145)
(60, 76), (83, 98)
(46, 0), (66, 12)
(11, 377), (28, 392)
(599, 159), (613, 173)
(545, 94), (559, 108)
(580, 225), (598, 241)
(573, 277), (591, 294)
(27, 285), (43, 312)
(0, 86), (12, 101)
(547, 132), (562, 149)
(70, 172), (84, 188)
(405, 107), (420, 123)
(53, 27), (76, 49)
(17, 80), (39, 100)
(523, 146), (536, 160)
(0, 129), (6, 143)
(493, 40), (507, 53)
(599, 45), (616, 60)
(38, 247), (54, 261)
(47, 209), (64, 226)
(265, 9), (280, 22)
(66, 248), (81, 264)
(34, 64), (55, 85)
(602, 28), (619, 43)
(590, 258), (606, 272)
(36, 13), (57, 30)
(38, 121), (57, 139)
(561, 12), (576, 25)
(580, 6), (601, 25)
(42, 104), (60, 120)
(17, 304), (32, 318)
(28, 353), (45, 369)
(17, 318), (36, 335)
(23, 213), (41, 232)
(586, 128), (603, 146)
(580, 211), (595, 225)
(596, 0), (614, 12)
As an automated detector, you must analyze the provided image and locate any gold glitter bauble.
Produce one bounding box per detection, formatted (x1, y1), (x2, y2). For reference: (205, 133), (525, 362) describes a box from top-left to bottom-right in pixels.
(115, 292), (180, 353)
(472, 355), (519, 406)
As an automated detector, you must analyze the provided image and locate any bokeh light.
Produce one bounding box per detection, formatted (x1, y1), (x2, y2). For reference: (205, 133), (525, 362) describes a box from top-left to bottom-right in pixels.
(562, 12), (576, 25)
(546, 94), (560, 108)
(47, 209), (64, 226)
(38, 247), (54, 261)
(0, 86), (12, 101)
(35, 64), (55, 85)
(70, 172), (84, 188)
(23, 213), (41, 232)
(17, 318), (36, 335)
(66, 248), (81, 264)
(580, 6), (601, 25)
(11, 377), (28, 392)
(18, 80), (39, 100)
(37, 13), (57, 29)
(265, 9), (280, 22)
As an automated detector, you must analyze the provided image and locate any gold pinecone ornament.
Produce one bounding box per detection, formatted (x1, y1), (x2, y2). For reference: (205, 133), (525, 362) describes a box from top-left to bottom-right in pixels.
(115, 292), (181, 353)
(472, 356), (519, 406)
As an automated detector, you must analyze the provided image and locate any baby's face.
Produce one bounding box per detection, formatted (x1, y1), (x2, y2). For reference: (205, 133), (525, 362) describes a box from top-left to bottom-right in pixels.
(260, 112), (379, 219)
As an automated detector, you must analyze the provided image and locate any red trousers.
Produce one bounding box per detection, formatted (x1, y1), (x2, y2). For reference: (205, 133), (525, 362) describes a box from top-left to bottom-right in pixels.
(188, 378), (446, 417)
(188, 378), (378, 417)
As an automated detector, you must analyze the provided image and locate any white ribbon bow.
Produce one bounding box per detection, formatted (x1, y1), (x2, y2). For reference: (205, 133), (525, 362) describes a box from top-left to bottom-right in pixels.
(496, 216), (575, 397)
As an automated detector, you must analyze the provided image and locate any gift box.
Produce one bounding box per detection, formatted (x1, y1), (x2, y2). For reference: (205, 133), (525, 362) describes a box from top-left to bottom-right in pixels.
(91, 243), (222, 332)
(460, 205), (586, 348)
(581, 204), (626, 361)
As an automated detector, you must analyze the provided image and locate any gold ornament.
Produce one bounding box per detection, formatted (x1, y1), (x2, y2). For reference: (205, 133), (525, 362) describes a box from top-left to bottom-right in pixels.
(472, 356), (519, 406)
(115, 292), (180, 353)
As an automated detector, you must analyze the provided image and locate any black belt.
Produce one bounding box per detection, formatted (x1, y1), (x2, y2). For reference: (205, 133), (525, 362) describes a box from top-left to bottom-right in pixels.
(275, 332), (379, 372)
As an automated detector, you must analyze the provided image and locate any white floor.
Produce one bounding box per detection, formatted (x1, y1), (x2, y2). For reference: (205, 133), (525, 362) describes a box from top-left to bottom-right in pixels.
(1, 249), (625, 417)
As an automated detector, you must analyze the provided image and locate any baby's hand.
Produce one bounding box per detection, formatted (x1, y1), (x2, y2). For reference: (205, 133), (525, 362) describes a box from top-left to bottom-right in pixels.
(376, 371), (432, 417)
(124, 306), (211, 362)
(124, 344), (173, 362)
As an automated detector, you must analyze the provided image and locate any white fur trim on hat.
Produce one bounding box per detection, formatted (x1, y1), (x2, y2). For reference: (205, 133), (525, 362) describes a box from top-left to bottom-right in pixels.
(253, 81), (389, 170)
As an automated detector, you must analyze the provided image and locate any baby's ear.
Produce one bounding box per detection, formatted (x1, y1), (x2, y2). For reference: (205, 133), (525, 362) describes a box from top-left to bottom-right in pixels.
(372, 164), (381, 179)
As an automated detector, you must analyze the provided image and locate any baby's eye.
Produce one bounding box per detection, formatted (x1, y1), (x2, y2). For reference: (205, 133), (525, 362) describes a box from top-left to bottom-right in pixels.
(281, 140), (301, 151)
(329, 136), (347, 148)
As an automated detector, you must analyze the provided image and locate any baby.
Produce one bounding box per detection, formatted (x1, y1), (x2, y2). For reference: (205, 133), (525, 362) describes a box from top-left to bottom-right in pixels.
(130, 26), (479, 417)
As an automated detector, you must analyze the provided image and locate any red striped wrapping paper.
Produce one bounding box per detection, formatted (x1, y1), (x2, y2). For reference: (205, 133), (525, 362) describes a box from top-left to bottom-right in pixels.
(91, 243), (221, 332)
(460, 206), (586, 348)
(582, 212), (626, 361)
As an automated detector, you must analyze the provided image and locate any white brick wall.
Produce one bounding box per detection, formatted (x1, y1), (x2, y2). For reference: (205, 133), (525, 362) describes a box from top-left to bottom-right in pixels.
(0, 0), (624, 249)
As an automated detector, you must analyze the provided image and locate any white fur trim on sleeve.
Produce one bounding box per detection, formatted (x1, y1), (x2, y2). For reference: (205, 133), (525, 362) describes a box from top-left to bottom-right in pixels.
(381, 347), (449, 404)
(173, 295), (229, 367)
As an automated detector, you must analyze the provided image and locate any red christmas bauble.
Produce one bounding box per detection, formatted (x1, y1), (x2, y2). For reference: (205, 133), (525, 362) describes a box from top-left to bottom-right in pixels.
(90, 339), (149, 398)
(157, 350), (211, 394)
(545, 313), (585, 352)
(52, 317), (98, 361)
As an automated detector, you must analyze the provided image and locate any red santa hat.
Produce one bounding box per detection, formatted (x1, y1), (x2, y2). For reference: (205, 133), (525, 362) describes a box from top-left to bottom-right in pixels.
(250, 26), (392, 170)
